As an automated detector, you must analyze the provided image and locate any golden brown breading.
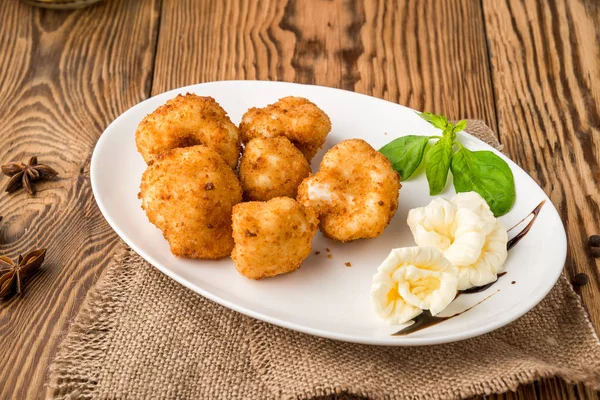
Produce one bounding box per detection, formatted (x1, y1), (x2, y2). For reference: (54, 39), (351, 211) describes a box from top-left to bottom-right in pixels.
(239, 137), (311, 201)
(239, 96), (331, 162)
(135, 93), (241, 168)
(231, 197), (319, 279)
(297, 139), (401, 242)
(139, 145), (242, 259)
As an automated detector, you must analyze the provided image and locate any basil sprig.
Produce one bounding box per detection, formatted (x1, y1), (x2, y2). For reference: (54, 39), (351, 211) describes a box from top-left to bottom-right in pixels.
(379, 135), (431, 180)
(425, 135), (453, 195)
(451, 146), (515, 216)
(379, 112), (516, 216)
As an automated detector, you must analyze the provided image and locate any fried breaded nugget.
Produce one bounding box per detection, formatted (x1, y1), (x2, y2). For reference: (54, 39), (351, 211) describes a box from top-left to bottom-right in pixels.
(297, 139), (401, 242)
(136, 93), (241, 168)
(239, 137), (311, 201)
(231, 197), (319, 279)
(239, 96), (331, 162)
(139, 145), (242, 259)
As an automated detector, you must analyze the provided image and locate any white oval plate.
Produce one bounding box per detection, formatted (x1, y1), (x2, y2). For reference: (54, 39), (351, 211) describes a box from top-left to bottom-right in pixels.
(91, 80), (566, 346)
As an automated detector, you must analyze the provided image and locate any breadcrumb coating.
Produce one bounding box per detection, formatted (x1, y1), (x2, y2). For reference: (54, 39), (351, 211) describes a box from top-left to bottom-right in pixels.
(136, 93), (241, 168)
(231, 197), (319, 279)
(139, 145), (242, 259)
(297, 139), (401, 242)
(239, 137), (311, 201)
(239, 96), (331, 162)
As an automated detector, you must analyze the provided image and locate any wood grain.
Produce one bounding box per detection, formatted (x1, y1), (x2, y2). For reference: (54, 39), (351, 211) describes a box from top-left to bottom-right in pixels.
(153, 0), (497, 132)
(0, 1), (160, 398)
(356, 0), (497, 132)
(482, 0), (600, 399)
(0, 0), (598, 399)
(152, 0), (294, 92)
(153, 1), (544, 399)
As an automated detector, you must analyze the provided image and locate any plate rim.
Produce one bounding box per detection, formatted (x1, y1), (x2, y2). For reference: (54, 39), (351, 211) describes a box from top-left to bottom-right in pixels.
(90, 80), (567, 346)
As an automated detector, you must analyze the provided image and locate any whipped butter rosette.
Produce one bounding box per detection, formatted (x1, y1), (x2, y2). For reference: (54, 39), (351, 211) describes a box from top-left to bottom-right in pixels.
(371, 247), (458, 325)
(407, 192), (508, 290)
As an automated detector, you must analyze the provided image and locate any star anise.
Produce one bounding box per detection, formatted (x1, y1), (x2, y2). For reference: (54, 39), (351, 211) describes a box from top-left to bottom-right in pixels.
(0, 249), (46, 298)
(1, 156), (58, 195)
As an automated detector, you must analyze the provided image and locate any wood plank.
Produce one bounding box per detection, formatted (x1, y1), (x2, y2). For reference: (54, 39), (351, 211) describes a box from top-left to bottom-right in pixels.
(0, 0), (591, 398)
(153, 0), (497, 133)
(467, 379), (599, 400)
(482, 0), (600, 399)
(468, 382), (539, 399)
(152, 0), (295, 92)
(154, 1), (598, 399)
(536, 378), (600, 400)
(356, 0), (497, 131)
(152, 1), (533, 399)
(0, 1), (160, 398)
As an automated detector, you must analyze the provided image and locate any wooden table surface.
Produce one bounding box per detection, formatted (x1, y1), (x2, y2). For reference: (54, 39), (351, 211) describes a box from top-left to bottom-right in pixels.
(0, 0), (598, 399)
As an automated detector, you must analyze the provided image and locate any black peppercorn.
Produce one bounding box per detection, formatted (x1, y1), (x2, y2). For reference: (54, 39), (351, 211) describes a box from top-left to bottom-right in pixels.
(571, 273), (590, 287)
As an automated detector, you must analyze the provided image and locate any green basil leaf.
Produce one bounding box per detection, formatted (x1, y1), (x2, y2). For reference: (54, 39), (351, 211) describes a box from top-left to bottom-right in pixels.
(379, 135), (430, 180)
(425, 136), (453, 195)
(442, 126), (454, 141)
(450, 147), (516, 216)
(453, 119), (467, 133)
(418, 112), (449, 131)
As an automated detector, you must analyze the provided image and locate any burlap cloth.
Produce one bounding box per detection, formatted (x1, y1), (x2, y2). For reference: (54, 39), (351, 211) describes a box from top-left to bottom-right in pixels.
(46, 121), (600, 399)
